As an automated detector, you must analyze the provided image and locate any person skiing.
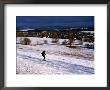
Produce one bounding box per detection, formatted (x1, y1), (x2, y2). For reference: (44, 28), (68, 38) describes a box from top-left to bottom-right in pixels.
(41, 50), (46, 61)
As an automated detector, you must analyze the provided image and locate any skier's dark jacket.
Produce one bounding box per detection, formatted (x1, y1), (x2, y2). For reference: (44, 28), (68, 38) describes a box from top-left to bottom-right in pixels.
(41, 51), (46, 56)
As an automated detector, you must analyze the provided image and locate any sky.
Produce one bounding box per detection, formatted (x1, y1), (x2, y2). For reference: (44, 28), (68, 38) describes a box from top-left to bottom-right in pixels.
(16, 16), (94, 29)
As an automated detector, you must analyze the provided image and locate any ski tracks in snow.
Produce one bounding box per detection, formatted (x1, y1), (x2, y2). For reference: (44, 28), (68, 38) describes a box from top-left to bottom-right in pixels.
(17, 51), (94, 74)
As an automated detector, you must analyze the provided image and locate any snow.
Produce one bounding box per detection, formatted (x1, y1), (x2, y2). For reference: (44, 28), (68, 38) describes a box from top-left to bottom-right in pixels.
(74, 40), (82, 45)
(17, 37), (69, 45)
(81, 31), (94, 33)
(18, 29), (35, 31)
(16, 37), (94, 74)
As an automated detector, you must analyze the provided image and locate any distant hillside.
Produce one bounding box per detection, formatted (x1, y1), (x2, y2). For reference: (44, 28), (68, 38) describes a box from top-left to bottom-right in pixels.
(16, 26), (94, 32)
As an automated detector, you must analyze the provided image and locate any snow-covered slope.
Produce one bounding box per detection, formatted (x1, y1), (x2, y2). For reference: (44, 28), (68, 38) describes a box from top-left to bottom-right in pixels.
(16, 37), (94, 74)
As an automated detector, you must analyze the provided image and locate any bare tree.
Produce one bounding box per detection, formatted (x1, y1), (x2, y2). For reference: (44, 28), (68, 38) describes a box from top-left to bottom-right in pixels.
(21, 38), (31, 45)
(68, 32), (74, 46)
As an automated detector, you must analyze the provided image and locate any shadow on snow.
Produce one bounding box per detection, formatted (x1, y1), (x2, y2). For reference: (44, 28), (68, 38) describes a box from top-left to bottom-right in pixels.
(17, 53), (94, 74)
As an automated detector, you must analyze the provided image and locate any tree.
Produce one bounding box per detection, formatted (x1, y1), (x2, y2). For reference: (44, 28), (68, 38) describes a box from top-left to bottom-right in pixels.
(51, 32), (59, 44)
(21, 38), (31, 45)
(68, 32), (74, 46)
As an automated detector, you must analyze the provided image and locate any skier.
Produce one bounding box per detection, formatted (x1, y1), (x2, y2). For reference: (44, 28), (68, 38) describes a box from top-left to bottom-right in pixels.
(41, 50), (46, 61)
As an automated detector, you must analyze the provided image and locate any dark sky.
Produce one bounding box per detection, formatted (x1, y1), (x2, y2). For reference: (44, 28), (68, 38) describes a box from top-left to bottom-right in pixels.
(16, 16), (94, 29)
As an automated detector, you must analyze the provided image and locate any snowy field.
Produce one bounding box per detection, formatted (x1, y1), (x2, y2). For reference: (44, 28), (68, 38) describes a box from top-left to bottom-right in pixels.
(16, 37), (94, 74)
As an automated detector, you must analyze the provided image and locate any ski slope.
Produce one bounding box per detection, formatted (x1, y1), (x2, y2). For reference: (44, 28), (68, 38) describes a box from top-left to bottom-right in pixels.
(16, 43), (94, 74)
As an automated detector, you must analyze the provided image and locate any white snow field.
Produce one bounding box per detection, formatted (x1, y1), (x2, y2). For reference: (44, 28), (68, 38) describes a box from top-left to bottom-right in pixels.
(16, 37), (94, 74)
